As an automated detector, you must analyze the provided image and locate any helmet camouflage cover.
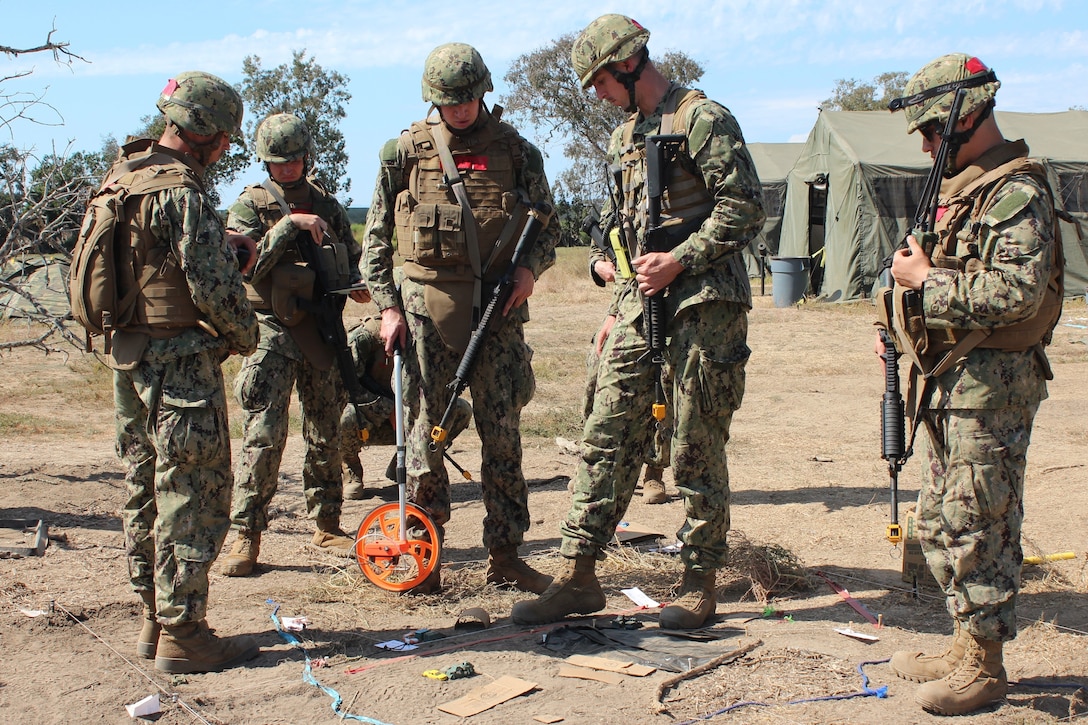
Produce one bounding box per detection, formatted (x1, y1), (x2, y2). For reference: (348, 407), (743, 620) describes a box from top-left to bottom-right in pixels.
(422, 43), (493, 106)
(900, 53), (1000, 134)
(256, 113), (311, 163)
(571, 14), (650, 89)
(156, 71), (243, 136)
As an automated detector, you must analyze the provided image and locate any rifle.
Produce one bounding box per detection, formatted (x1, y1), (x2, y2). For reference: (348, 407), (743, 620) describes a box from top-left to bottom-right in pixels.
(878, 69), (996, 545)
(294, 230), (370, 448)
(429, 202), (552, 450)
(879, 327), (905, 545)
(641, 134), (686, 424)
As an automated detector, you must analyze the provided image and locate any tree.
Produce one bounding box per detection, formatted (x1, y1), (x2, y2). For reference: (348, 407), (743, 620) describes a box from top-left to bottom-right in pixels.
(500, 34), (704, 213)
(239, 50), (352, 201)
(821, 72), (908, 111)
(0, 27), (90, 351)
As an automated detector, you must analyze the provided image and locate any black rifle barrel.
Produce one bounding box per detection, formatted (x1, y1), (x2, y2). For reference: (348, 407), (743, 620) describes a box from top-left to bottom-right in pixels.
(642, 134), (686, 423)
(430, 205), (549, 448)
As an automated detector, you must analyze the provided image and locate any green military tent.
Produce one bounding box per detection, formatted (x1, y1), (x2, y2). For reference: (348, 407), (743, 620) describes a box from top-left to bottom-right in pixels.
(744, 142), (803, 281)
(0, 253), (70, 320)
(778, 110), (1088, 302)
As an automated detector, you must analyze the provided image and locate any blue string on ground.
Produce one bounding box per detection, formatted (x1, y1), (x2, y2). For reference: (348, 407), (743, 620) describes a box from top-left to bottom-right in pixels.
(268, 599), (394, 725)
(674, 658), (890, 724)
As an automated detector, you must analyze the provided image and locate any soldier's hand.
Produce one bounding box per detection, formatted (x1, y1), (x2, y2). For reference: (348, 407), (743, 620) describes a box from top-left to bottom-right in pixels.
(380, 306), (408, 357)
(502, 267), (536, 316)
(633, 252), (683, 296)
(350, 287), (372, 304)
(593, 259), (617, 284)
(595, 315), (616, 355)
(891, 235), (931, 291)
(225, 233), (257, 275)
(289, 212), (328, 243)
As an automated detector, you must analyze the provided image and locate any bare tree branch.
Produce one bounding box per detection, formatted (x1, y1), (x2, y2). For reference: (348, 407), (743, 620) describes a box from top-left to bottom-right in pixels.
(0, 25), (87, 65)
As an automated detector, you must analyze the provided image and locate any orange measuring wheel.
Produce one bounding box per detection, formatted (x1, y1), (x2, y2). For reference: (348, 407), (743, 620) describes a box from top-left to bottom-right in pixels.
(355, 502), (441, 592)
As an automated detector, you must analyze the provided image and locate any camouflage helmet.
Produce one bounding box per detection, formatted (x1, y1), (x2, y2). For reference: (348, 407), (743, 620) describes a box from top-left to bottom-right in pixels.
(422, 43), (493, 106)
(156, 71), (243, 136)
(571, 14), (650, 89)
(899, 53), (1000, 134)
(255, 113), (311, 163)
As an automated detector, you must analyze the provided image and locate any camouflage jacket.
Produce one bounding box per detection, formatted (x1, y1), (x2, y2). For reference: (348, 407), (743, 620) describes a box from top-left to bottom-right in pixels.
(138, 150), (257, 361)
(601, 87), (765, 320)
(227, 177), (360, 290)
(922, 139), (1057, 410)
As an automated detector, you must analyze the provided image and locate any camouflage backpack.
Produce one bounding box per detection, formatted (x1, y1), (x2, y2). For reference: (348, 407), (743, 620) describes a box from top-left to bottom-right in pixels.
(68, 145), (201, 352)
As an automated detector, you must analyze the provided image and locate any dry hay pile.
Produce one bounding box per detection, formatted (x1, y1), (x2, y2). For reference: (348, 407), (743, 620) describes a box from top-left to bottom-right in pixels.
(717, 531), (813, 603)
(658, 645), (873, 722)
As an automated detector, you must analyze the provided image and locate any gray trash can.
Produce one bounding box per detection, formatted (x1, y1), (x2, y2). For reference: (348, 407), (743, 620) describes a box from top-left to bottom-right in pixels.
(768, 257), (810, 307)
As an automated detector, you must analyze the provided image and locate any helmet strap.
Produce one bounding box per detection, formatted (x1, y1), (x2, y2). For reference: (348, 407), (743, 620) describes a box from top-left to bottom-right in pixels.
(176, 127), (224, 167)
(943, 101), (993, 177)
(609, 50), (648, 113)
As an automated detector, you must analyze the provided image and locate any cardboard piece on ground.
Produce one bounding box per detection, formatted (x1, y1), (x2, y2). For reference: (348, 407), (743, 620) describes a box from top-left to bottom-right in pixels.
(437, 675), (537, 717)
(614, 521), (663, 544)
(566, 654), (656, 676)
(558, 665), (624, 684)
(533, 716), (564, 724)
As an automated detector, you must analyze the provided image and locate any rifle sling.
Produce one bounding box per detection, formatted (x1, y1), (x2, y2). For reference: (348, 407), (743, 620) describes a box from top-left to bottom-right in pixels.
(430, 130), (483, 323)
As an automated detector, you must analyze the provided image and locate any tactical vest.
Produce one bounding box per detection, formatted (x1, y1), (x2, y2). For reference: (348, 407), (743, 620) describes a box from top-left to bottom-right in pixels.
(927, 155), (1064, 351)
(889, 147), (1064, 375)
(115, 149), (204, 337)
(395, 109), (525, 284)
(616, 85), (716, 255)
(244, 179), (347, 311)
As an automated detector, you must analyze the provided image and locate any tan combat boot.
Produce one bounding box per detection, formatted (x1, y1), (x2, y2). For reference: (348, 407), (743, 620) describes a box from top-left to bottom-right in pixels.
(312, 516), (356, 554)
(154, 620), (259, 674)
(343, 456), (365, 500)
(486, 546), (554, 594)
(660, 568), (718, 629)
(891, 620), (968, 682)
(915, 634), (1007, 715)
(220, 530), (261, 577)
(641, 465), (667, 505)
(137, 590), (160, 659)
(510, 555), (606, 625)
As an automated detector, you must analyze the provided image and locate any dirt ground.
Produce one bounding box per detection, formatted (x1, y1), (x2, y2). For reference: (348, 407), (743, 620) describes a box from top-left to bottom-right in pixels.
(2, 257), (1087, 725)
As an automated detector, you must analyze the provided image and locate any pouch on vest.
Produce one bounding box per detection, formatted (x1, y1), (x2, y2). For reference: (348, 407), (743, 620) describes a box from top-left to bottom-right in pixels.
(271, 263), (314, 327)
(106, 330), (150, 371)
(404, 200), (469, 266)
(315, 240), (352, 291)
(402, 262), (476, 354)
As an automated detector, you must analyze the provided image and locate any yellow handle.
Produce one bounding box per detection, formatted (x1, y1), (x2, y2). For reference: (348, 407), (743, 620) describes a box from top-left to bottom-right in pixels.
(1023, 551), (1076, 565)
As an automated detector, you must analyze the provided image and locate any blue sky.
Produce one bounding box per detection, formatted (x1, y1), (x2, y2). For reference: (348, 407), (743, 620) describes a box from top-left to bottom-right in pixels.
(6, 1), (1086, 206)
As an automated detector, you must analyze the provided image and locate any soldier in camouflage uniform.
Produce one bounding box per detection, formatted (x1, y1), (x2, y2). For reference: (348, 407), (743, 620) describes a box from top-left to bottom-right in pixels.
(881, 54), (1062, 716)
(585, 243), (672, 504)
(363, 43), (559, 594)
(339, 314), (472, 497)
(512, 14), (765, 629)
(111, 71), (260, 673)
(219, 113), (368, 577)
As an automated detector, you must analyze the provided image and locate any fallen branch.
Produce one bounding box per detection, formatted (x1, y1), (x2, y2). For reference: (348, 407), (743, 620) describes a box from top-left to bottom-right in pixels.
(653, 638), (763, 713)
